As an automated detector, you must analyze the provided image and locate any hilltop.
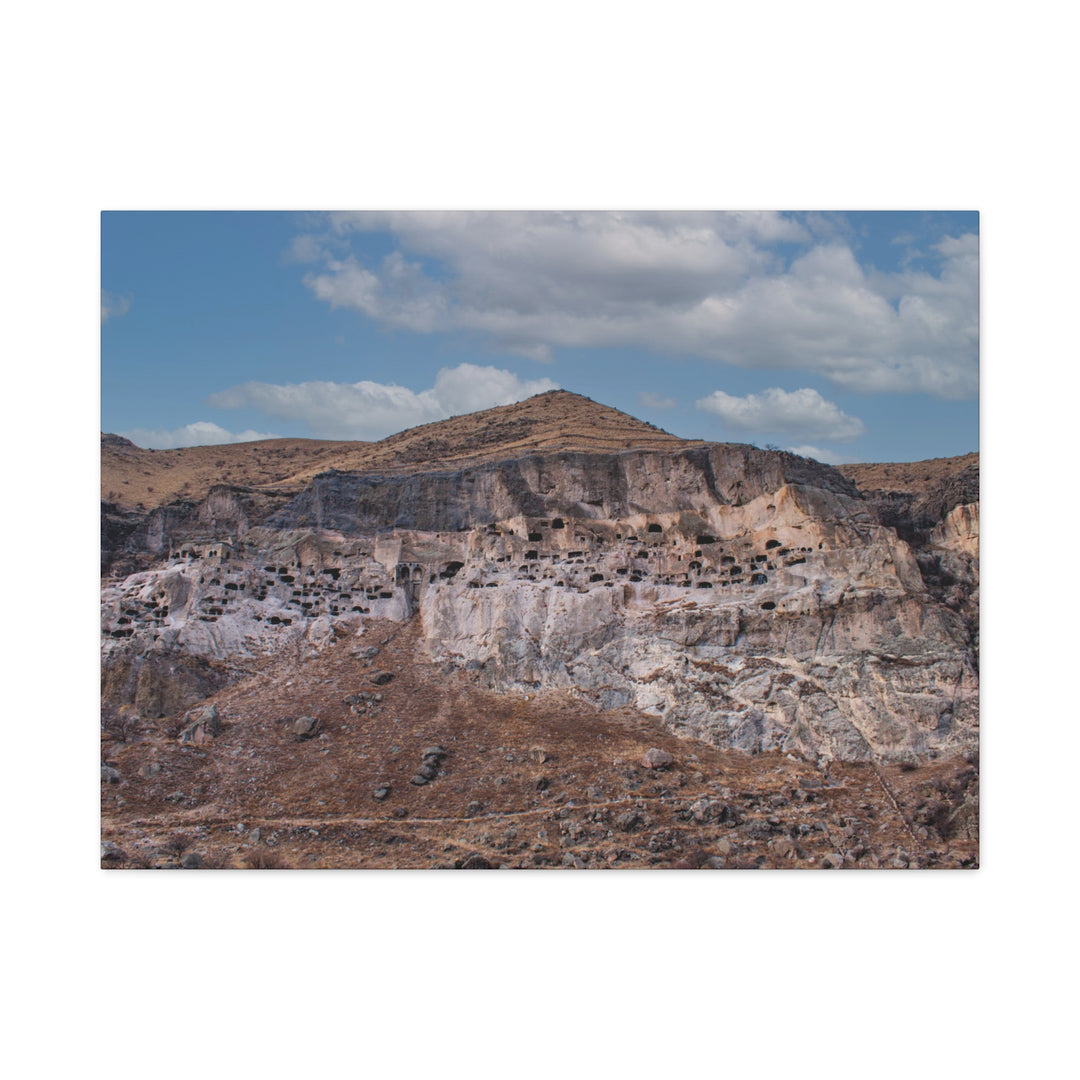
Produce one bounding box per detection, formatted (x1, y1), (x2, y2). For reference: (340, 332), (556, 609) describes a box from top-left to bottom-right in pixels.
(101, 390), (695, 512)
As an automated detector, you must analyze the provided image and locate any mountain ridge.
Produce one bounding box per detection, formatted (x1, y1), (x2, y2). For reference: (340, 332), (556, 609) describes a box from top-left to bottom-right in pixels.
(101, 390), (697, 511)
(102, 388), (977, 514)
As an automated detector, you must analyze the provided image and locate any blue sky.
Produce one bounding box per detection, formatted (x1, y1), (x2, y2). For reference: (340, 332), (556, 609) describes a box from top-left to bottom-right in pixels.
(101, 210), (978, 464)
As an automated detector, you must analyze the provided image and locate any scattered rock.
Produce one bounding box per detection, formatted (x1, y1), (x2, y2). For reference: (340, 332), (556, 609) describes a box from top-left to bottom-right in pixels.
(647, 829), (677, 852)
(744, 819), (774, 840)
(458, 855), (494, 869)
(177, 703), (221, 745)
(614, 811), (643, 833)
(689, 798), (719, 824)
(369, 670), (394, 686)
(353, 645), (380, 660)
(466, 801), (484, 815)
(100, 841), (124, 860)
(769, 837), (799, 860)
(529, 747), (550, 764)
(641, 748), (674, 770)
(374, 785), (391, 800)
(139, 762), (161, 778)
(100, 764), (121, 784)
(291, 715), (322, 739)
(410, 774), (428, 786)
(821, 851), (846, 869)
(180, 852), (203, 869)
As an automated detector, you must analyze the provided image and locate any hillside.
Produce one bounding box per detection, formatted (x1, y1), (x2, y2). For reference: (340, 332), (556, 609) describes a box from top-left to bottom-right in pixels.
(101, 390), (695, 512)
(839, 452), (979, 545)
(101, 390), (979, 869)
(838, 452), (979, 496)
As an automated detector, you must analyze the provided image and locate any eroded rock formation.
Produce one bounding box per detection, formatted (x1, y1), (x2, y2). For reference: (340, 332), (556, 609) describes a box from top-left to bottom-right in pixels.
(101, 408), (979, 765)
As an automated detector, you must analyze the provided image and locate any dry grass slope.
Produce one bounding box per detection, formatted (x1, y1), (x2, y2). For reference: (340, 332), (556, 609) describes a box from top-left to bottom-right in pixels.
(838, 452), (979, 497)
(102, 390), (696, 511)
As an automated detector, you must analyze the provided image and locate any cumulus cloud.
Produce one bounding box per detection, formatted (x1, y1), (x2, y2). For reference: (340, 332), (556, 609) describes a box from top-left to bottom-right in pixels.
(696, 387), (865, 442)
(121, 421), (279, 450)
(101, 289), (131, 323)
(207, 362), (559, 440)
(293, 212), (978, 398)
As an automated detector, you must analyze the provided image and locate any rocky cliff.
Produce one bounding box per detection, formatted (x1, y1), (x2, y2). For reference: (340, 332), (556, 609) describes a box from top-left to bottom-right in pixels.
(101, 394), (979, 764)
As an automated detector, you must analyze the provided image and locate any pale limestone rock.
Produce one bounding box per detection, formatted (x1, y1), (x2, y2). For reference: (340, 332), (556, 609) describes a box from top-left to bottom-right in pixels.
(101, 448), (978, 764)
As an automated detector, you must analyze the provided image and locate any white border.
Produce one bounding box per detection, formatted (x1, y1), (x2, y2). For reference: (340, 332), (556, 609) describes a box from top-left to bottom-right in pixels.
(5, 3), (1072, 1076)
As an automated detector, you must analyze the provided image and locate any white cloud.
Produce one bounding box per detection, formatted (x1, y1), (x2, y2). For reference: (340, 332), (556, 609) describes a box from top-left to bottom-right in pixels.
(121, 421), (278, 450)
(101, 289), (131, 323)
(934, 233), (979, 258)
(288, 234), (329, 263)
(696, 387), (866, 442)
(207, 362), (559, 440)
(786, 444), (856, 466)
(639, 392), (677, 410)
(295, 213), (978, 398)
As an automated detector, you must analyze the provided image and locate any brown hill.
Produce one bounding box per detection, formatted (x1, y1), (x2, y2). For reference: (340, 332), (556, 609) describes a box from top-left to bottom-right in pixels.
(101, 390), (694, 511)
(838, 452), (979, 497)
(101, 616), (979, 870)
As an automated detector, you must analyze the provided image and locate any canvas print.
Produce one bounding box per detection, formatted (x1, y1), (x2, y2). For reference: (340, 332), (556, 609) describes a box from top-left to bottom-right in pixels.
(100, 211), (979, 869)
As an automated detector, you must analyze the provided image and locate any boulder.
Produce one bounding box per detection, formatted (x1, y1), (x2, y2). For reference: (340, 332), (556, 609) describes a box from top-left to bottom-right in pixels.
(100, 765), (122, 784)
(458, 855), (493, 869)
(369, 670), (394, 686)
(177, 703), (221, 745)
(641, 748), (674, 770)
(291, 715), (322, 739)
(769, 836), (799, 860)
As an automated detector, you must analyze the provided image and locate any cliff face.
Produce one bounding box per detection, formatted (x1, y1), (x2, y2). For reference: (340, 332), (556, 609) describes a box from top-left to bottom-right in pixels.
(267, 446), (861, 535)
(101, 429), (979, 764)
